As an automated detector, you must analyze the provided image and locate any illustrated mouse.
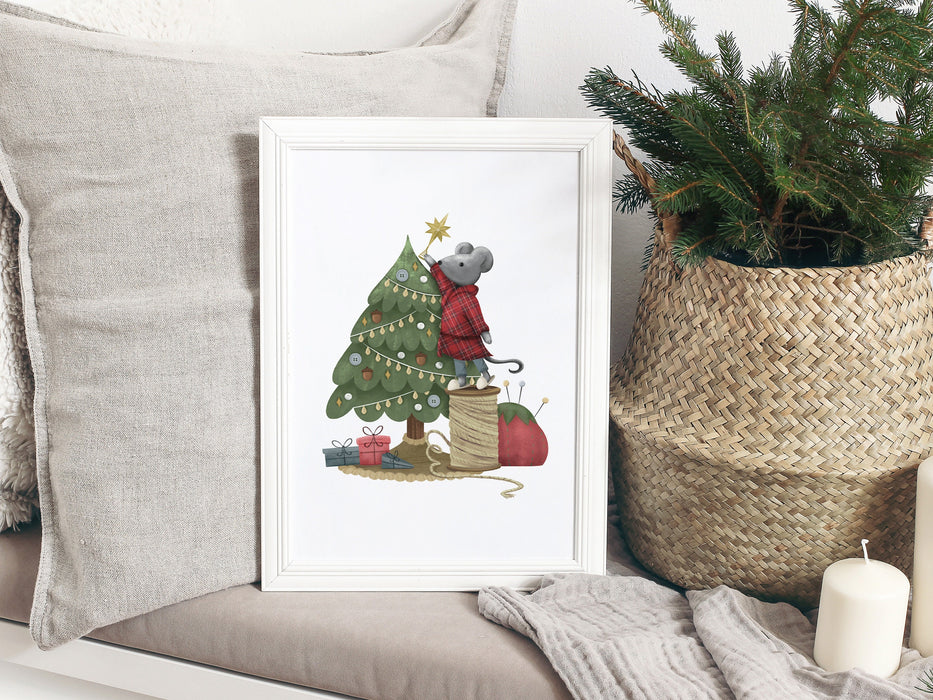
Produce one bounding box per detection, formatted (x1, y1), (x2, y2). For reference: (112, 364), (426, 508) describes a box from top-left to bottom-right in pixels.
(423, 242), (524, 391)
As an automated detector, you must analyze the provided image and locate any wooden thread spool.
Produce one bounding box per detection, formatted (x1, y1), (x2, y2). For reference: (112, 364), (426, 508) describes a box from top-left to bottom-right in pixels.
(446, 386), (500, 472)
(424, 385), (524, 498)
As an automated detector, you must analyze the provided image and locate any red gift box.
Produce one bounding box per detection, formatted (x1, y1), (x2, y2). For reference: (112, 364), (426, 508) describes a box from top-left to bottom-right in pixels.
(356, 426), (391, 465)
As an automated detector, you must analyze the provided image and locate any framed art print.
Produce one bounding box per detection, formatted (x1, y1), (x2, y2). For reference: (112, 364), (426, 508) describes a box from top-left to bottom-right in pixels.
(260, 117), (612, 590)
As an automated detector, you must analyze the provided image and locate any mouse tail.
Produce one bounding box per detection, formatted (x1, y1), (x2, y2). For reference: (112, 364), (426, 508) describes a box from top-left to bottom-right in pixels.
(485, 357), (524, 374)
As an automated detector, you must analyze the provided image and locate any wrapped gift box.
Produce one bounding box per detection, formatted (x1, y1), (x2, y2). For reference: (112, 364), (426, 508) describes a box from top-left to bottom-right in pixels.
(357, 426), (391, 465)
(381, 452), (414, 470)
(322, 439), (359, 467)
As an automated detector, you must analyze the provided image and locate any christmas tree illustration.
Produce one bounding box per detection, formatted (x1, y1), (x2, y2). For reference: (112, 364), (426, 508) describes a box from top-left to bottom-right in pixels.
(326, 225), (479, 464)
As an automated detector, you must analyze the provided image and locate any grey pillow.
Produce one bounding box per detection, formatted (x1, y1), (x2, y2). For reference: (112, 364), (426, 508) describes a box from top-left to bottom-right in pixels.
(0, 4), (99, 535)
(0, 0), (517, 649)
(0, 5), (92, 534)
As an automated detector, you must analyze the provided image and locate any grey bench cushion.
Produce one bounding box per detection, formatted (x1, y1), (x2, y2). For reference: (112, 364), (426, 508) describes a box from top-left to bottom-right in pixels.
(0, 524), (569, 699)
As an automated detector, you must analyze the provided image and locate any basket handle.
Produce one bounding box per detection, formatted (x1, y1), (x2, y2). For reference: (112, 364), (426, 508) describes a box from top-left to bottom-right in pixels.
(611, 130), (680, 252)
(612, 130), (655, 195)
(921, 210), (933, 249)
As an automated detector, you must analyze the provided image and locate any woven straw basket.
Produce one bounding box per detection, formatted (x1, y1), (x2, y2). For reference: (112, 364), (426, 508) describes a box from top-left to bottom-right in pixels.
(608, 136), (933, 609)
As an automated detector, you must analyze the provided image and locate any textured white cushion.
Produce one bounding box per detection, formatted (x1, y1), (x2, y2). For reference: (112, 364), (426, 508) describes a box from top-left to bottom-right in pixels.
(0, 0), (516, 648)
(0, 192), (34, 532)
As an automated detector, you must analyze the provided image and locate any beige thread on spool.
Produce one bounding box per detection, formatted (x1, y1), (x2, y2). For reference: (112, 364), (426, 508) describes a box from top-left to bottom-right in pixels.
(449, 386), (500, 471)
(425, 387), (523, 499)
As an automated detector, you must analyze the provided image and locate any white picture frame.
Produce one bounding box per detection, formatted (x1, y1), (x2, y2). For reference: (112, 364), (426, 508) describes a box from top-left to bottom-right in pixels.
(260, 117), (612, 591)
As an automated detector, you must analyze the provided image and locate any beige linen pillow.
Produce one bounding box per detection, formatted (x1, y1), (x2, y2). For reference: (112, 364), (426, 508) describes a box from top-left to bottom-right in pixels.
(0, 0), (517, 649)
(0, 4), (93, 533)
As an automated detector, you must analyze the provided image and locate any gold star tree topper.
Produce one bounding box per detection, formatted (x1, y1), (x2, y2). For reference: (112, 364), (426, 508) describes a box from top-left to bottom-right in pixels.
(420, 214), (451, 258)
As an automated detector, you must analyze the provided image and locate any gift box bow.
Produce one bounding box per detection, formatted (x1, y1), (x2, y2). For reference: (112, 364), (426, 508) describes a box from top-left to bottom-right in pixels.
(329, 438), (355, 457)
(358, 425), (390, 448)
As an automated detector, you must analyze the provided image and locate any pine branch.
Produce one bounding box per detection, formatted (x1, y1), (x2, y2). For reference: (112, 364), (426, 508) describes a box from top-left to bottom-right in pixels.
(581, 68), (687, 165)
(634, 0), (739, 104)
(585, 0), (933, 266)
(654, 179), (703, 208)
(716, 32), (744, 82)
(668, 99), (763, 211)
(614, 173), (653, 214)
(825, 1), (877, 91)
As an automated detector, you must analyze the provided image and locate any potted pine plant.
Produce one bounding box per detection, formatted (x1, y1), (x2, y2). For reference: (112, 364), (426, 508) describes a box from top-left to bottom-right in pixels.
(585, 0), (933, 607)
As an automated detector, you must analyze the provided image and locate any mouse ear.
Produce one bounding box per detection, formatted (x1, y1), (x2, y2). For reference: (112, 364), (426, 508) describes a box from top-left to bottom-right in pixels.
(474, 246), (494, 273)
(454, 242), (474, 255)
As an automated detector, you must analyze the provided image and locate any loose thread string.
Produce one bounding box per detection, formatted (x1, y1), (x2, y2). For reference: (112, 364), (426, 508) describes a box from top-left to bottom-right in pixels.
(425, 430), (524, 499)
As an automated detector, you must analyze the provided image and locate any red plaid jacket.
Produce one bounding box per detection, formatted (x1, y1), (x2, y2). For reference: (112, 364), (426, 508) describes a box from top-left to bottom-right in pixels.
(431, 264), (491, 361)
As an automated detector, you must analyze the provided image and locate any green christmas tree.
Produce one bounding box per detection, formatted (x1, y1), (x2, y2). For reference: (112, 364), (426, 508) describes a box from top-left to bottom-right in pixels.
(326, 235), (479, 444)
(581, 0), (933, 267)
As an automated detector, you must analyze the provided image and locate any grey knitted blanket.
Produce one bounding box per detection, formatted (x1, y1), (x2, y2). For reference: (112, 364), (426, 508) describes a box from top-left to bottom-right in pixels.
(478, 523), (933, 699)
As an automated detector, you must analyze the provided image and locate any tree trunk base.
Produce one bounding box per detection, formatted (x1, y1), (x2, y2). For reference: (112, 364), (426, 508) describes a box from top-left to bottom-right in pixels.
(406, 415), (425, 441)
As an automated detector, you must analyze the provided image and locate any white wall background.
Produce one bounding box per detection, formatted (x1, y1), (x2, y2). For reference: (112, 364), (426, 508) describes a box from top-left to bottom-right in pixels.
(17, 0), (797, 360)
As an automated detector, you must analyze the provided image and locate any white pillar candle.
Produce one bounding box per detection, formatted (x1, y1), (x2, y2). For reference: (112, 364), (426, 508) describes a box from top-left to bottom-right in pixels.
(911, 455), (933, 655)
(813, 540), (909, 677)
